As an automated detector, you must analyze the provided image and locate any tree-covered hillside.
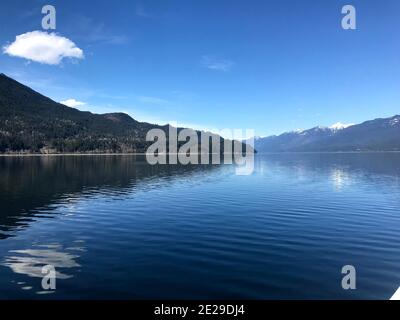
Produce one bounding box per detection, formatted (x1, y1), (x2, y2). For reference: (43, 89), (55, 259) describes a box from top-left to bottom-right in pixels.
(0, 73), (167, 153)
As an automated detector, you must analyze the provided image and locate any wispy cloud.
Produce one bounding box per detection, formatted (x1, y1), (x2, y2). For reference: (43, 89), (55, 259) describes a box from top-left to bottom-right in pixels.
(60, 99), (87, 108)
(201, 55), (234, 72)
(3, 31), (84, 65)
(135, 3), (152, 18)
(59, 100), (120, 115)
(137, 96), (168, 104)
(69, 15), (129, 46)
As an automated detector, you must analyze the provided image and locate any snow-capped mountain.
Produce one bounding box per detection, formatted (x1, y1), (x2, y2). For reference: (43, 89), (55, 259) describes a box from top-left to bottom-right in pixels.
(329, 122), (354, 130)
(251, 116), (400, 152)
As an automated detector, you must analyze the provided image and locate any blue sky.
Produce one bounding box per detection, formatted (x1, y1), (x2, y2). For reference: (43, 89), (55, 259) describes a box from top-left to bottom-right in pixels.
(0, 0), (399, 136)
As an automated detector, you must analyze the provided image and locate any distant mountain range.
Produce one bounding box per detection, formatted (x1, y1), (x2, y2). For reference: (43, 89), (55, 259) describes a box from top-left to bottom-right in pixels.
(251, 116), (400, 152)
(0, 73), (247, 154)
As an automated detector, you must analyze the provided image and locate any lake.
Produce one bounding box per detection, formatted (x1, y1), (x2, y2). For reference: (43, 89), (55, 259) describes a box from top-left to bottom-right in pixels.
(0, 153), (399, 299)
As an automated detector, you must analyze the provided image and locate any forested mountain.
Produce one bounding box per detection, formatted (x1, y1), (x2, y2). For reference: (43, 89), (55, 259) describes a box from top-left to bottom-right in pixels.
(0, 73), (247, 154)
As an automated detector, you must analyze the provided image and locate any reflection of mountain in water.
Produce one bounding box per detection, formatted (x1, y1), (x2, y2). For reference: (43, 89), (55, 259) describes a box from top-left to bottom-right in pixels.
(2, 153), (400, 240)
(255, 152), (400, 177)
(256, 153), (400, 192)
(0, 155), (223, 239)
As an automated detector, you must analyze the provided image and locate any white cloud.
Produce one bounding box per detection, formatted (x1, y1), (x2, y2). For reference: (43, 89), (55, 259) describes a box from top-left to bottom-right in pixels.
(202, 55), (234, 72)
(3, 31), (84, 65)
(60, 99), (86, 108)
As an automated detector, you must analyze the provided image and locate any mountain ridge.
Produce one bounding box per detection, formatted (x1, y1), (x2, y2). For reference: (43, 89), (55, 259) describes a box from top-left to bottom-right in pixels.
(252, 115), (400, 152)
(0, 73), (247, 154)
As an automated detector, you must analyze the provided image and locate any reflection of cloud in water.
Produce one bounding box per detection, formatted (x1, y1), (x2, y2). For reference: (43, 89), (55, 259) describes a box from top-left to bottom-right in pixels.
(2, 242), (84, 280)
(331, 168), (350, 190)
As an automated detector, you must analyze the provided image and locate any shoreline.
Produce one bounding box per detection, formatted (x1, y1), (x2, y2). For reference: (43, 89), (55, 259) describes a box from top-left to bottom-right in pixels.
(1, 150), (400, 157)
(0, 153), (149, 157)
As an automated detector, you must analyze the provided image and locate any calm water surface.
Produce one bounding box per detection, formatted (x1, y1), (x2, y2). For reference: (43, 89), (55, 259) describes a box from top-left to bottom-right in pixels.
(0, 154), (400, 299)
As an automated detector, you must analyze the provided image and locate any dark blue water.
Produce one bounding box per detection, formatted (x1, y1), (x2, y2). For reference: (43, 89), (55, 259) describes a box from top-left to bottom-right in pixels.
(0, 154), (400, 299)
